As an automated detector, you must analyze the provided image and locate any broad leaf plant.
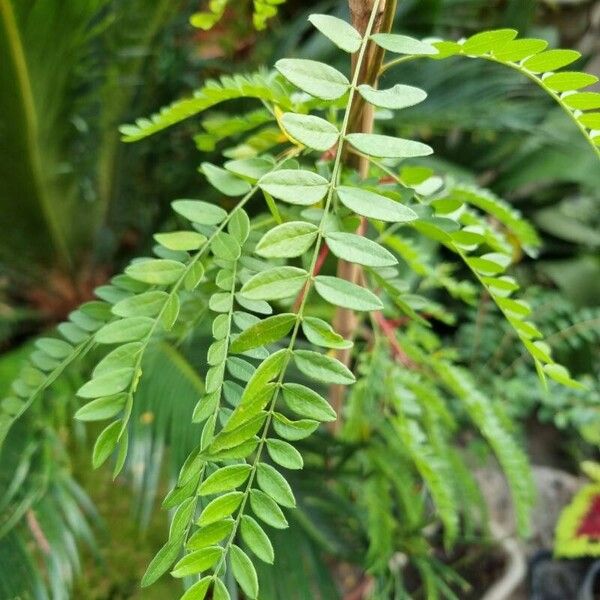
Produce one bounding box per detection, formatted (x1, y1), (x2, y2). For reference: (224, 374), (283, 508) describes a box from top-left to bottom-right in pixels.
(2, 0), (599, 598)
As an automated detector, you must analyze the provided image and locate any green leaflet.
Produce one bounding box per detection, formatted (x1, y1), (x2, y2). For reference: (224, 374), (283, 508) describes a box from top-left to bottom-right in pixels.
(358, 84), (427, 110)
(293, 349), (355, 385)
(282, 383), (336, 422)
(230, 313), (296, 353)
(211, 232), (241, 261)
(266, 438), (303, 470)
(198, 464), (252, 495)
(225, 158), (274, 181)
(371, 33), (437, 55)
(92, 421), (120, 468)
(239, 349), (287, 404)
(314, 275), (383, 311)
(280, 113), (339, 151)
(180, 578), (212, 600)
(325, 231), (397, 267)
(346, 133), (433, 159)
(522, 49), (581, 73)
(241, 514), (275, 563)
(213, 579), (231, 600)
(258, 169), (329, 205)
(461, 29), (517, 55)
(542, 72), (597, 92)
(95, 317), (154, 344)
(276, 58), (349, 100)
(273, 413), (319, 441)
(201, 162), (251, 196)
(308, 13), (362, 53)
(35, 338), (72, 358)
(172, 199), (227, 225)
(126, 259), (186, 285)
(493, 38), (548, 62)
(77, 368), (133, 399)
(198, 491), (244, 526)
(249, 489), (288, 529)
(141, 538), (184, 587)
(154, 231), (206, 251)
(112, 291), (168, 318)
(171, 546), (223, 578)
(240, 267), (308, 300)
(301, 316), (351, 349)
(230, 545), (259, 599)
(187, 519), (234, 550)
(74, 393), (127, 422)
(256, 463), (296, 507)
(337, 186), (418, 222)
(255, 221), (319, 258)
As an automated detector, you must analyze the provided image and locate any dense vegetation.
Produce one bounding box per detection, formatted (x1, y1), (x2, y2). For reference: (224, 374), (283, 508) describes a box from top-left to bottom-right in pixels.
(1, 1), (599, 598)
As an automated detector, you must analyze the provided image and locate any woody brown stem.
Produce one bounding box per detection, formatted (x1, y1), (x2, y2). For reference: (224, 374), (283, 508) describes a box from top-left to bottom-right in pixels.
(329, 0), (395, 431)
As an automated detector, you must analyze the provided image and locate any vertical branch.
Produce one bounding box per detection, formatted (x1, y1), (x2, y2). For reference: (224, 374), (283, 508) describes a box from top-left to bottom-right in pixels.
(330, 0), (396, 429)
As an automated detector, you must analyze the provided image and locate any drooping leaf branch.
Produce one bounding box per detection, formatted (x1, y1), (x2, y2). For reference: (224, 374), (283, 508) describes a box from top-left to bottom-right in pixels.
(380, 29), (600, 159)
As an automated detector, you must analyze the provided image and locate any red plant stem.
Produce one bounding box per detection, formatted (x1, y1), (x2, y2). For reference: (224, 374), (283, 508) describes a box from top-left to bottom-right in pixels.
(373, 312), (415, 368)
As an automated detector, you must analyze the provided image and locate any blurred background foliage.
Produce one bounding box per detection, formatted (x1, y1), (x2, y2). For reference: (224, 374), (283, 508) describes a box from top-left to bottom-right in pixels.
(0, 0), (599, 598)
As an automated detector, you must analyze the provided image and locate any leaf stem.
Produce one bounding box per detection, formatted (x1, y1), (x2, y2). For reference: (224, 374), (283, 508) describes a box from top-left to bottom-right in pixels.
(210, 0), (385, 583)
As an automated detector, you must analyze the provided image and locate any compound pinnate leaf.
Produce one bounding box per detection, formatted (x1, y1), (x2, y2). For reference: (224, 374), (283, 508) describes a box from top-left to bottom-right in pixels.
(308, 13), (362, 53)
(276, 58), (349, 100)
(280, 113), (339, 151)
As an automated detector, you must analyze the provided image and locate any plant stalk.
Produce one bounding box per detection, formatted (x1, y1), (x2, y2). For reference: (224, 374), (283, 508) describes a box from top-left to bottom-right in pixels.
(330, 0), (396, 430)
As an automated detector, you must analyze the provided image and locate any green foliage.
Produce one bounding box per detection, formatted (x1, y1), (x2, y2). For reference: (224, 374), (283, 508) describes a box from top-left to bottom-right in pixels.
(3, 3), (599, 599)
(190, 0), (286, 32)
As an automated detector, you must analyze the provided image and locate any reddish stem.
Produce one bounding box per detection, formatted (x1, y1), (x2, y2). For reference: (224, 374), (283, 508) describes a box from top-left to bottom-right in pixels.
(373, 312), (415, 368)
